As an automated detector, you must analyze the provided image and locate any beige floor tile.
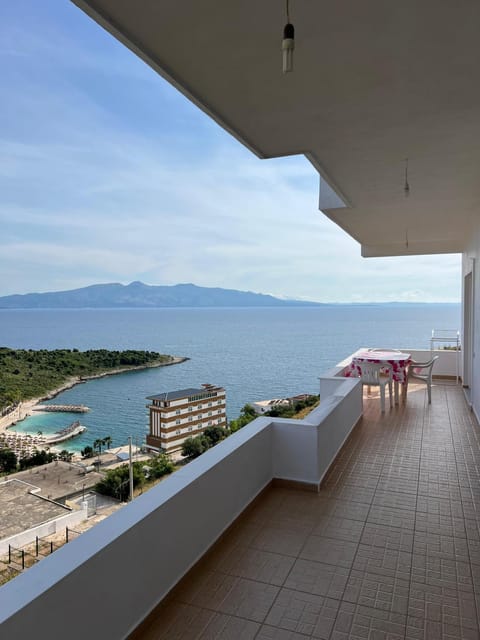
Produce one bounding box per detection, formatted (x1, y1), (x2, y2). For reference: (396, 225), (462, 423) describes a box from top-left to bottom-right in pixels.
(250, 525), (311, 557)
(174, 570), (238, 609)
(312, 515), (365, 543)
(256, 625), (311, 639)
(353, 544), (412, 581)
(408, 581), (478, 629)
(216, 546), (295, 586)
(325, 485), (376, 504)
(300, 534), (358, 568)
(405, 614), (480, 640)
(284, 559), (349, 599)
(360, 521), (414, 552)
(331, 601), (407, 640)
(321, 498), (370, 522)
(197, 613), (260, 639)
(411, 554), (474, 591)
(214, 577), (279, 622)
(414, 512), (466, 538)
(373, 489), (418, 511)
(413, 531), (469, 562)
(136, 602), (214, 640)
(376, 477), (418, 495)
(367, 504), (416, 531)
(343, 569), (409, 614)
(264, 588), (339, 638)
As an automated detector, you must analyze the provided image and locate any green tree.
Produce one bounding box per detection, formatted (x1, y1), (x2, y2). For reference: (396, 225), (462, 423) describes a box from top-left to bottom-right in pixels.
(148, 453), (174, 478)
(203, 426), (228, 446)
(58, 450), (73, 462)
(229, 404), (257, 432)
(95, 462), (145, 501)
(102, 435), (112, 449)
(81, 445), (94, 459)
(93, 438), (104, 455)
(0, 448), (17, 473)
(19, 449), (56, 470)
(181, 436), (210, 459)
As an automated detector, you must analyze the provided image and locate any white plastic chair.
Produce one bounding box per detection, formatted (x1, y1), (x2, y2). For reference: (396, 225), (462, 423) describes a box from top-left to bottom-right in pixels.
(357, 361), (393, 412)
(408, 356), (439, 404)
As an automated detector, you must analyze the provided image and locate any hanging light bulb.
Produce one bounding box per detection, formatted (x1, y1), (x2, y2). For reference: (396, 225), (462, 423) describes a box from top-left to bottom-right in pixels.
(404, 158), (410, 197)
(282, 0), (295, 73)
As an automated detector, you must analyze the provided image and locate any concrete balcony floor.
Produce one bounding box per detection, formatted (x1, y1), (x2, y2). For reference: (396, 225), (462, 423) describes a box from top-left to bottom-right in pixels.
(131, 381), (480, 640)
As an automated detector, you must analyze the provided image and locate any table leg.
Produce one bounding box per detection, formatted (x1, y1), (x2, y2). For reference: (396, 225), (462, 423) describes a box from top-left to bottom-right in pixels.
(394, 381), (399, 405)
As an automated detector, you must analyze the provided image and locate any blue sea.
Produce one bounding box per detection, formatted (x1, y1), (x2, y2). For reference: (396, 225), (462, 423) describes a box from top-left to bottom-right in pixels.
(0, 306), (460, 452)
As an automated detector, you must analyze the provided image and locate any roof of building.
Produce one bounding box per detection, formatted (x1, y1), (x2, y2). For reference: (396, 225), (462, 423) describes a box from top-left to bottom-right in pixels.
(147, 386), (223, 402)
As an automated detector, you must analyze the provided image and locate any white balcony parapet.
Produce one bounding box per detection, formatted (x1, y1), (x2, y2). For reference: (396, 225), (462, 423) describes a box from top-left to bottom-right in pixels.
(0, 370), (362, 640)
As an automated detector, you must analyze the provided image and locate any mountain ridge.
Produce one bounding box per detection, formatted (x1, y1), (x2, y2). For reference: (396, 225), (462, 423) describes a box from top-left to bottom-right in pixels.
(0, 282), (324, 309)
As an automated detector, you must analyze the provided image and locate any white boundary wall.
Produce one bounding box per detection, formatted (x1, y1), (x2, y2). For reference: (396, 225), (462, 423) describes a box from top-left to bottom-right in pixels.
(0, 503), (88, 557)
(0, 375), (362, 640)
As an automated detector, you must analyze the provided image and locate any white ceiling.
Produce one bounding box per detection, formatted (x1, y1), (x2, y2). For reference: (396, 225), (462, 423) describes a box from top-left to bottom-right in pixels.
(73, 0), (480, 256)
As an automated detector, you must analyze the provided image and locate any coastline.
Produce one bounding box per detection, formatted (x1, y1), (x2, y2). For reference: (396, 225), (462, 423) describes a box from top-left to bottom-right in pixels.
(0, 356), (189, 435)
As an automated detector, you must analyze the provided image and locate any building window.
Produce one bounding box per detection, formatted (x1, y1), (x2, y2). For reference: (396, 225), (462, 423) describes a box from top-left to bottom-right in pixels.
(176, 419), (181, 425)
(198, 414), (203, 419)
(188, 416), (193, 422)
(218, 409), (222, 414)
(176, 409), (181, 415)
(217, 418), (222, 424)
(188, 426), (193, 431)
(208, 402), (212, 407)
(188, 406), (193, 412)
(198, 404), (203, 409)
(175, 430), (181, 435)
(217, 400), (222, 405)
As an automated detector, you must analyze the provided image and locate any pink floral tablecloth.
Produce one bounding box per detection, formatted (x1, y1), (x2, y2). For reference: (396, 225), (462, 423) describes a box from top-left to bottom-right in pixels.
(345, 350), (412, 384)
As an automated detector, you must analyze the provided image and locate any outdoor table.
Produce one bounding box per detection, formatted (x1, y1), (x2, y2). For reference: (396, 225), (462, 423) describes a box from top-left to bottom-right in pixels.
(347, 350), (412, 404)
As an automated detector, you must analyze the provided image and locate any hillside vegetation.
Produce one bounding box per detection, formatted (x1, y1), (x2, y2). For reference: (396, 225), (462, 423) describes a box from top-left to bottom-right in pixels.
(0, 347), (173, 411)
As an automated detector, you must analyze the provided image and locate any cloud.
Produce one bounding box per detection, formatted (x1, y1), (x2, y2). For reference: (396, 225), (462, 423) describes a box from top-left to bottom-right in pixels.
(0, 1), (462, 302)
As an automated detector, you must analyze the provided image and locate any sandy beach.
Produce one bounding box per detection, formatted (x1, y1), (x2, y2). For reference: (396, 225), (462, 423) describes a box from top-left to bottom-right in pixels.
(0, 355), (188, 435)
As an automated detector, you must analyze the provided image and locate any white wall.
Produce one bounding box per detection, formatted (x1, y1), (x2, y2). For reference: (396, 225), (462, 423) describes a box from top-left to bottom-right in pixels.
(407, 349), (459, 379)
(0, 503), (88, 556)
(463, 225), (480, 420)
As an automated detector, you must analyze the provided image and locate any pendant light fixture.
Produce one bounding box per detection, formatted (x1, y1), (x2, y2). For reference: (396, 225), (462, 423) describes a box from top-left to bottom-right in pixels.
(404, 158), (410, 197)
(282, 0), (295, 73)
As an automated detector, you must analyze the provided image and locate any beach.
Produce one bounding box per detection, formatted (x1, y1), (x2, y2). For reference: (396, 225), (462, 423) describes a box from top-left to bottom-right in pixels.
(0, 356), (188, 436)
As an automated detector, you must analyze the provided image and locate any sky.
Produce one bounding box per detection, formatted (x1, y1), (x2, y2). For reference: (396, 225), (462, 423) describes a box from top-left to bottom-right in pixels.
(0, 1), (461, 303)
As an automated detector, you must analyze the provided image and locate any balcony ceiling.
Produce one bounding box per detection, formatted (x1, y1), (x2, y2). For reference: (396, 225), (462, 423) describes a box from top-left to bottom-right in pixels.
(73, 0), (480, 256)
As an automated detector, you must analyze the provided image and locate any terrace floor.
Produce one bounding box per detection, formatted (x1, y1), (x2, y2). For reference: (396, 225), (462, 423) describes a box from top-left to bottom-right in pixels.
(131, 381), (480, 640)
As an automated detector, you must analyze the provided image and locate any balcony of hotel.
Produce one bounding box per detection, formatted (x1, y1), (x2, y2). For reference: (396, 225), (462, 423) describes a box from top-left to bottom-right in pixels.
(1, 348), (477, 640)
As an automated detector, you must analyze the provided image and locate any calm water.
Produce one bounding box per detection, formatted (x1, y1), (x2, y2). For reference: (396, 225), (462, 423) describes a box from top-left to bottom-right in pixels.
(0, 306), (460, 451)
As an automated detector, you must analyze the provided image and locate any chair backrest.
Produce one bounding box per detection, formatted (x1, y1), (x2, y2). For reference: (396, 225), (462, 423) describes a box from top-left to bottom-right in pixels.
(409, 355), (439, 381)
(358, 361), (392, 385)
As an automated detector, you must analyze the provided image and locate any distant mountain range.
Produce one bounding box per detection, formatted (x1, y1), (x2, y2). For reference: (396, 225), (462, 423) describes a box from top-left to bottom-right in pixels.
(0, 282), (323, 309)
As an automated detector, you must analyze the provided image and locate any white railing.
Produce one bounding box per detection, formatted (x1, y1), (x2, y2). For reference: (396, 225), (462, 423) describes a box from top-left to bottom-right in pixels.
(0, 370), (363, 639)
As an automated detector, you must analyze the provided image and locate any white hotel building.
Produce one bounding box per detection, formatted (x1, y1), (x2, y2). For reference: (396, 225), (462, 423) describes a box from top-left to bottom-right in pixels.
(146, 384), (227, 453)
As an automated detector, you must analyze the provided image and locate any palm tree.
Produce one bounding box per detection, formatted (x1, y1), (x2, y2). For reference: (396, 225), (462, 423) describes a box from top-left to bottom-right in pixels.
(103, 436), (112, 450)
(93, 438), (103, 455)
